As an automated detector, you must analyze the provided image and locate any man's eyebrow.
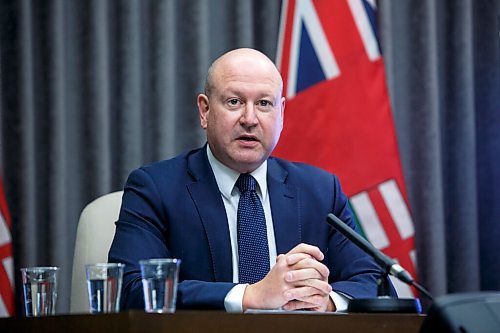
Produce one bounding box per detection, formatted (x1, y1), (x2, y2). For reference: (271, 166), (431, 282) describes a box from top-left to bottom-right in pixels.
(221, 89), (244, 96)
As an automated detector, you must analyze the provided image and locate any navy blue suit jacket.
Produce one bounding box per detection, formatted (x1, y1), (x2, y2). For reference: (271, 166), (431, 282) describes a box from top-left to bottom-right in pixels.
(108, 145), (384, 310)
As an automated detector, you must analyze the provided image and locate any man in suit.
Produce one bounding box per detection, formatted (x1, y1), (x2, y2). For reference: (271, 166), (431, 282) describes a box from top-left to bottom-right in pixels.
(108, 48), (385, 312)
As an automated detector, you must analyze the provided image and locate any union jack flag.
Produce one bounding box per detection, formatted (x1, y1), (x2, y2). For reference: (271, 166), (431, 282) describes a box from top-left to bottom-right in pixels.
(0, 177), (14, 316)
(273, 0), (417, 297)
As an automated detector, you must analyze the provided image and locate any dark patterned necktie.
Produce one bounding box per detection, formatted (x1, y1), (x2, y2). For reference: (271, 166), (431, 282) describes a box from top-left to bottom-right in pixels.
(235, 174), (270, 284)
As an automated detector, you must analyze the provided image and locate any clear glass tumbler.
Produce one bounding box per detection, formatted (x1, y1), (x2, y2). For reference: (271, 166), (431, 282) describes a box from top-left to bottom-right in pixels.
(21, 266), (59, 317)
(139, 258), (181, 313)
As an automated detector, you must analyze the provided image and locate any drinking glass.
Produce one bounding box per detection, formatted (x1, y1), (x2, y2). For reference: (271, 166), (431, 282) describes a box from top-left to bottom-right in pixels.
(85, 263), (124, 314)
(21, 266), (59, 317)
(139, 258), (181, 313)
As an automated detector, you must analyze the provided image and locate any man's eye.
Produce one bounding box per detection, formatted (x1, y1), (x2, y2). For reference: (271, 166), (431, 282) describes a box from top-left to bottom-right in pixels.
(228, 99), (239, 105)
(258, 100), (272, 107)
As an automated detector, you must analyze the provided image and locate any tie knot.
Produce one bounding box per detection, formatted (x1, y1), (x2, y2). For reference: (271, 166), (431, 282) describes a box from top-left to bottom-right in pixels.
(236, 174), (257, 193)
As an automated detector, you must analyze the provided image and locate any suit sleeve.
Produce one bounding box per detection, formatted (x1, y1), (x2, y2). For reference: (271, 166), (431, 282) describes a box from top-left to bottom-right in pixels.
(327, 174), (398, 299)
(108, 168), (235, 310)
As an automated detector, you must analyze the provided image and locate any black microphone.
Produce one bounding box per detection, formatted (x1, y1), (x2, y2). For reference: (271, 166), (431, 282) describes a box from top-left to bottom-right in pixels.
(326, 213), (433, 301)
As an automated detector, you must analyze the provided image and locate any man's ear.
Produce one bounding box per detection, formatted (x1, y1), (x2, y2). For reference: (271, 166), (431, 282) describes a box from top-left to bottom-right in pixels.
(197, 94), (210, 129)
(280, 96), (286, 130)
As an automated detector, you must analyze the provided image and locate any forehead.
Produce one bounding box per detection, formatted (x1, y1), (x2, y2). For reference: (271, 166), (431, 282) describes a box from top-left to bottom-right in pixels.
(219, 74), (280, 98)
(212, 55), (283, 97)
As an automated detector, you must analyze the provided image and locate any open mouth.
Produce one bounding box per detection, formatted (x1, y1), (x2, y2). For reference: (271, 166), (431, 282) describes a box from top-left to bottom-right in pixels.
(237, 135), (258, 142)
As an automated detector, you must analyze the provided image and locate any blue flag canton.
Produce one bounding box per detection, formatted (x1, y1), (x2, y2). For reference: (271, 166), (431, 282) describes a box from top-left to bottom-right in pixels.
(294, 0), (380, 95)
(296, 22), (327, 94)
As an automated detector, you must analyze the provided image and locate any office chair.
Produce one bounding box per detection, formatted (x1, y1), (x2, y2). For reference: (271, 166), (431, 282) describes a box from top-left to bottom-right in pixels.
(69, 191), (123, 313)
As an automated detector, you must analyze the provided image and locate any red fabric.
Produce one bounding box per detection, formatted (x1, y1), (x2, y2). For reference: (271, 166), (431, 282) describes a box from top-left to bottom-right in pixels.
(0, 178), (14, 316)
(274, 0), (417, 294)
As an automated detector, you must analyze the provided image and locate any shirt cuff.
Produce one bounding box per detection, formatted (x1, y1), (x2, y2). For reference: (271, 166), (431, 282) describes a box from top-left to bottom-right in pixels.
(224, 284), (248, 313)
(330, 291), (350, 312)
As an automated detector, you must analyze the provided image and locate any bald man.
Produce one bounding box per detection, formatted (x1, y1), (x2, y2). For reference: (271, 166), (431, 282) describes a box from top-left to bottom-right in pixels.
(109, 48), (385, 313)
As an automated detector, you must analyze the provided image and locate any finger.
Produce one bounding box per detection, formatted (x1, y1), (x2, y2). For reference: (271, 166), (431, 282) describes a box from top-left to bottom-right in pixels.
(275, 254), (287, 265)
(285, 267), (323, 282)
(294, 293), (329, 306)
(282, 299), (320, 311)
(288, 294), (330, 313)
(283, 284), (331, 302)
(285, 252), (314, 266)
(289, 279), (332, 295)
(288, 257), (330, 279)
(286, 243), (324, 261)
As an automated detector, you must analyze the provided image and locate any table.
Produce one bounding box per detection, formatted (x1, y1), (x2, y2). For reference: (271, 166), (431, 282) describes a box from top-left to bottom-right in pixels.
(1, 310), (425, 333)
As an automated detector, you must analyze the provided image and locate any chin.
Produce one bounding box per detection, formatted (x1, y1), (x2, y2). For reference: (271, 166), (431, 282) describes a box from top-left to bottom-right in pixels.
(235, 159), (267, 173)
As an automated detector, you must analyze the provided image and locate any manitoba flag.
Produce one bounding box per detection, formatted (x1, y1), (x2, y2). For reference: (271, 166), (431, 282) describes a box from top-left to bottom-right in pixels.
(274, 0), (417, 297)
(0, 178), (14, 316)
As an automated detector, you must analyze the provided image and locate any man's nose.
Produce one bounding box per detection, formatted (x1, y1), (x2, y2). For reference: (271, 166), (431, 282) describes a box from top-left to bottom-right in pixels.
(240, 103), (258, 126)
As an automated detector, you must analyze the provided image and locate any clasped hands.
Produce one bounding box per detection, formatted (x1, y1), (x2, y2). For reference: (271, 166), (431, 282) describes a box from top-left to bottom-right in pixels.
(242, 243), (335, 312)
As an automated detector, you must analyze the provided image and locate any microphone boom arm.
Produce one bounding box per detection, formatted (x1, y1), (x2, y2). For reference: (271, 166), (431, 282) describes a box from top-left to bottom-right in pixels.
(326, 213), (433, 301)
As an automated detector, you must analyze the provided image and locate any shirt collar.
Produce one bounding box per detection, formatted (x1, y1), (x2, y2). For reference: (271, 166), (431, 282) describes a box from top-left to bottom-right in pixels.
(207, 144), (268, 201)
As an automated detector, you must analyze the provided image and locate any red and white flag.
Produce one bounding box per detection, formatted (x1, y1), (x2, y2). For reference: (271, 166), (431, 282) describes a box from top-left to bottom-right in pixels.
(0, 178), (14, 316)
(274, 0), (417, 297)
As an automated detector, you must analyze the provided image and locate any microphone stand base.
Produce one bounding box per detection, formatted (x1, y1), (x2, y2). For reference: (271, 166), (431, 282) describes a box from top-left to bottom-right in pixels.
(348, 297), (422, 313)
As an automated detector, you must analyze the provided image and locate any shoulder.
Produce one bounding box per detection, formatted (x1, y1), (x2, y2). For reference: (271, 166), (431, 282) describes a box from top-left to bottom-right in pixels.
(268, 156), (349, 217)
(128, 147), (204, 183)
(268, 155), (339, 183)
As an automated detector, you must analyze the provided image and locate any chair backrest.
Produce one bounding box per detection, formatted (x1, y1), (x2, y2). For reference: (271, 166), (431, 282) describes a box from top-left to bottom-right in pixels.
(70, 191), (123, 313)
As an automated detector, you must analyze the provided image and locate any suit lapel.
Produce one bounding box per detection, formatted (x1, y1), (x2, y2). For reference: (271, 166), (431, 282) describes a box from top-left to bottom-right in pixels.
(267, 158), (301, 255)
(186, 146), (233, 282)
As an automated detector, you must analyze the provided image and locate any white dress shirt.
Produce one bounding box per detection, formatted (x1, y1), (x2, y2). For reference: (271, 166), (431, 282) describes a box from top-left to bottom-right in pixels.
(206, 146), (348, 312)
